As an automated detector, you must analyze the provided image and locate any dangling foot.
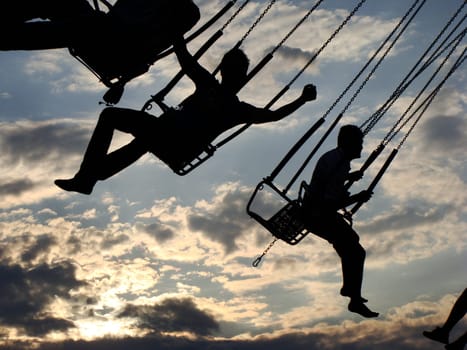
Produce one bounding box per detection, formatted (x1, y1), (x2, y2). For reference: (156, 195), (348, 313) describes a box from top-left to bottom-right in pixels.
(54, 176), (95, 195)
(423, 327), (449, 344)
(348, 300), (379, 318)
(340, 288), (368, 303)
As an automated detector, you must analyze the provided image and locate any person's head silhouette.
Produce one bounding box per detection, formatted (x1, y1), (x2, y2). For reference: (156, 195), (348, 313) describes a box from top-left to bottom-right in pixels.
(219, 48), (250, 92)
(338, 125), (364, 160)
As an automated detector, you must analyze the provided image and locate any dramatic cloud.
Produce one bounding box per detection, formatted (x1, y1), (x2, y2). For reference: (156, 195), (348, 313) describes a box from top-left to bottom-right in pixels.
(3, 293), (459, 350)
(0, 260), (85, 337)
(140, 222), (176, 243)
(0, 120), (90, 166)
(118, 297), (220, 336)
(188, 184), (254, 254)
(0, 178), (36, 196)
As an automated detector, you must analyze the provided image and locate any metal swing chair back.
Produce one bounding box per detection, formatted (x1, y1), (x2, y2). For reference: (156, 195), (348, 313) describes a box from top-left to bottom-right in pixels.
(247, 180), (312, 245)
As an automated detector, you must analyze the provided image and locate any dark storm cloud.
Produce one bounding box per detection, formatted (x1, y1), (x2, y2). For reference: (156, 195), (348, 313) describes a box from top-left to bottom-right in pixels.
(8, 324), (433, 350)
(100, 233), (129, 249)
(20, 233), (57, 263)
(420, 114), (466, 152)
(0, 121), (90, 165)
(0, 178), (36, 196)
(142, 222), (175, 243)
(0, 260), (85, 336)
(118, 297), (219, 336)
(188, 189), (252, 254)
(358, 204), (452, 235)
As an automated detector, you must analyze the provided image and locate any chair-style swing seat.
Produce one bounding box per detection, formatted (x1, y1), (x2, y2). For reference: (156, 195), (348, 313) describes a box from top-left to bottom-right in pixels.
(247, 181), (312, 245)
(156, 144), (216, 176)
(264, 200), (310, 245)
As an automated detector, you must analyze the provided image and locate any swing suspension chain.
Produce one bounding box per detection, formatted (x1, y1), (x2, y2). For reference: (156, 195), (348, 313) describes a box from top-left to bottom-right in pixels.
(252, 238), (278, 267)
(384, 30), (466, 146)
(396, 46), (466, 150)
(270, 0), (325, 56)
(292, 0), (421, 135)
(220, 0), (250, 32)
(375, 26), (467, 141)
(287, 0), (366, 90)
(361, 1), (467, 136)
(236, 0), (277, 46)
(341, 0), (426, 121)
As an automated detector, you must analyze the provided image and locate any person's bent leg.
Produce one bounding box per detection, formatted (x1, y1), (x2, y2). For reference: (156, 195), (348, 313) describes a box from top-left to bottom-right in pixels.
(55, 107), (153, 194)
(424, 288), (467, 344)
(95, 139), (148, 181)
(444, 288), (467, 332)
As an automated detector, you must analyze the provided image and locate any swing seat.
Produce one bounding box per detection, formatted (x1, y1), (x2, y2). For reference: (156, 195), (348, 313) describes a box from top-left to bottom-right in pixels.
(265, 200), (310, 245)
(247, 180), (312, 245)
(69, 0), (201, 104)
(155, 142), (216, 176)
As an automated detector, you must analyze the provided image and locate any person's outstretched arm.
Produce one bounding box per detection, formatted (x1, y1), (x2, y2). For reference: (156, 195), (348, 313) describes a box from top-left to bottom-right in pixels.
(173, 35), (213, 87)
(248, 84), (317, 124)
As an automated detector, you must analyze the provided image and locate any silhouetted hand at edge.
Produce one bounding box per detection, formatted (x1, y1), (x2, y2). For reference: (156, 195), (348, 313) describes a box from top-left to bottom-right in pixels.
(357, 190), (373, 203)
(302, 84), (317, 101)
(348, 170), (364, 182)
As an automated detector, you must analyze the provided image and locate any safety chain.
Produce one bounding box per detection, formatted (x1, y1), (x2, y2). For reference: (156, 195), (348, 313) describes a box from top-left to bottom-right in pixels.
(252, 238), (278, 267)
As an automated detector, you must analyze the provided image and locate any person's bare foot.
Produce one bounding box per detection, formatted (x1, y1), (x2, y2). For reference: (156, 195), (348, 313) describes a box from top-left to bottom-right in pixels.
(55, 177), (94, 195)
(348, 300), (379, 318)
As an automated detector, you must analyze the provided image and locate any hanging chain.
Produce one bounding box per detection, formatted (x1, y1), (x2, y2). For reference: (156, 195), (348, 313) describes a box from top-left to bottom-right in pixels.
(397, 47), (466, 150)
(236, 0), (277, 45)
(287, 0), (367, 89)
(220, 0), (249, 32)
(270, 0), (325, 55)
(252, 238), (278, 267)
(360, 0), (429, 136)
(361, 0), (466, 136)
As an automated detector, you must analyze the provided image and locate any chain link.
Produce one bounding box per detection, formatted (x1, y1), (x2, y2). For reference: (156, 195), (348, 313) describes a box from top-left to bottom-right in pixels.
(238, 0), (277, 45)
(220, 0), (249, 32)
(252, 238), (278, 267)
(288, 0), (367, 92)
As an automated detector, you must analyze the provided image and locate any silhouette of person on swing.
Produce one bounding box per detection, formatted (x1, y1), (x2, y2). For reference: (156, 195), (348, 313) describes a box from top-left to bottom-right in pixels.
(1, 0), (201, 104)
(423, 288), (467, 350)
(54, 35), (317, 194)
(302, 124), (378, 318)
(1, 0), (200, 51)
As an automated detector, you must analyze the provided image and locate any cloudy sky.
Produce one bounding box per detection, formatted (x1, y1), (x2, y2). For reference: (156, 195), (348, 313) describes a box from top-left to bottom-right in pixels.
(0, 0), (466, 349)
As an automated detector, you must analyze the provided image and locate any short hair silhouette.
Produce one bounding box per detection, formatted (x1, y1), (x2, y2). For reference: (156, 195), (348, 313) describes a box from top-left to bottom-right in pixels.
(338, 124), (363, 148)
(219, 48), (250, 78)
